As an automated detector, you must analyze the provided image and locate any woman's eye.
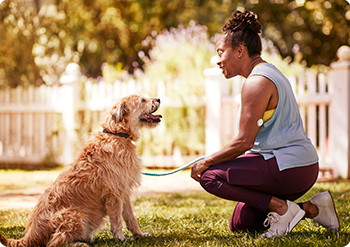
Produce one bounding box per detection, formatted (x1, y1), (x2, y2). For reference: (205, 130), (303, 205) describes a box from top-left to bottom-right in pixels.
(218, 51), (223, 57)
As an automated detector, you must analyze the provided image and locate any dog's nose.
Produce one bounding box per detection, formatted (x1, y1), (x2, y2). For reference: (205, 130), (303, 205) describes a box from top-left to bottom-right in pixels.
(156, 98), (161, 103)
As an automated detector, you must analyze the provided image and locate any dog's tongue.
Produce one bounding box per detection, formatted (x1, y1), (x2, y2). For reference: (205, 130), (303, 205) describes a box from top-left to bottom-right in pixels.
(141, 113), (162, 122)
(150, 114), (162, 120)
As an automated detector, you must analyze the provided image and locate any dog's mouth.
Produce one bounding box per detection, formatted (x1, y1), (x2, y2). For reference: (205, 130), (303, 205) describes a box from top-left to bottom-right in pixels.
(140, 110), (162, 123)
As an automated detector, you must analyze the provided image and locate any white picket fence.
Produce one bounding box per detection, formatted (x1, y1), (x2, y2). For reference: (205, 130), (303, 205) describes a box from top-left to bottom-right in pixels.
(0, 76), (146, 168)
(0, 86), (63, 167)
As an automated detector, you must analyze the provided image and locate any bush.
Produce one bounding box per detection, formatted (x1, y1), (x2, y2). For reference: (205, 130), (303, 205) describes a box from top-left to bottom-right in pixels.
(136, 22), (215, 156)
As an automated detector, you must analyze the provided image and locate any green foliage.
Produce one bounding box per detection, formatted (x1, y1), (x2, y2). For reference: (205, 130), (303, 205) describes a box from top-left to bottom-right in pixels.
(0, 0), (75, 87)
(0, 0), (41, 87)
(142, 22), (215, 81)
(1, 0), (348, 87)
(243, 0), (350, 67)
(0, 0), (232, 86)
(1, 180), (349, 246)
(53, 0), (226, 78)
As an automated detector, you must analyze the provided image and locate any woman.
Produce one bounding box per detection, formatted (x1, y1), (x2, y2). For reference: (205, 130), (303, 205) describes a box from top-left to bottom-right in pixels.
(191, 10), (340, 238)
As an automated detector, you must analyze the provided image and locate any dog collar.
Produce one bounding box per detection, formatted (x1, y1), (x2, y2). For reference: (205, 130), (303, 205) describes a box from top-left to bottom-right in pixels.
(102, 129), (132, 140)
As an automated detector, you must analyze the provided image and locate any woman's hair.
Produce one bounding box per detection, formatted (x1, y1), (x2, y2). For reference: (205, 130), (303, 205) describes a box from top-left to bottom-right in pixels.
(222, 10), (262, 57)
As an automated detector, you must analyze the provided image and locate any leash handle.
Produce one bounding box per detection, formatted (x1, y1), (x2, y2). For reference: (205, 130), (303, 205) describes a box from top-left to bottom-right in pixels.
(141, 156), (205, 176)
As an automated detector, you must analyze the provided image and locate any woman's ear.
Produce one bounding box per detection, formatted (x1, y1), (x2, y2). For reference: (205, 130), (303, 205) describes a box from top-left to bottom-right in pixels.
(237, 44), (246, 58)
(111, 102), (128, 122)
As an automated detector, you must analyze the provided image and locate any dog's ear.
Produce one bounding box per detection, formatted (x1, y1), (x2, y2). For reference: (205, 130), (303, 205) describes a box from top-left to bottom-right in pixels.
(111, 102), (128, 122)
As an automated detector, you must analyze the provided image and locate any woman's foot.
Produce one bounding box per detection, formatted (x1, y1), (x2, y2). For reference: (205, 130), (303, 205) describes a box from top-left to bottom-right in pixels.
(309, 190), (340, 232)
(260, 200), (305, 238)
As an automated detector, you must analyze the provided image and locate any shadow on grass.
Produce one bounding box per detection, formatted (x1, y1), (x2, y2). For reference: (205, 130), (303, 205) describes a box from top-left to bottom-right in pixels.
(92, 232), (251, 246)
(92, 230), (350, 247)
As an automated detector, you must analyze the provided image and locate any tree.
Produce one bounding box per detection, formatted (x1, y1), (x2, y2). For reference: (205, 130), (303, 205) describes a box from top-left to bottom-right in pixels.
(65, 0), (349, 73)
(0, 0), (75, 87)
(55, 0), (214, 77)
(0, 0), (349, 87)
(242, 0), (350, 66)
(0, 0), (42, 87)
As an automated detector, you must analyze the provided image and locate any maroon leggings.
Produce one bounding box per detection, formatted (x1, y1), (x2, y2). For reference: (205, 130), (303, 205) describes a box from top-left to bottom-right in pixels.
(199, 153), (319, 232)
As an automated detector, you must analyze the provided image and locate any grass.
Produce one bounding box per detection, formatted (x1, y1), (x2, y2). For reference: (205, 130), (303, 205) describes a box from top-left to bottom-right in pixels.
(0, 170), (349, 246)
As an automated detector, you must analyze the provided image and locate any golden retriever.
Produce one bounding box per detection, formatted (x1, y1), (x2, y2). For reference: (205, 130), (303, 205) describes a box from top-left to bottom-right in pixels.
(0, 95), (162, 246)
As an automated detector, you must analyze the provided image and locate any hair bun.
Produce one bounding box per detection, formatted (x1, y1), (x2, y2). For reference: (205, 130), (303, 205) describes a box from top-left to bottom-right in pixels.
(222, 10), (261, 34)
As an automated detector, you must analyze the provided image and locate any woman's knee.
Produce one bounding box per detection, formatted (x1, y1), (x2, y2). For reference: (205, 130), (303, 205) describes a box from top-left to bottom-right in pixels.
(230, 220), (245, 232)
(199, 169), (217, 192)
(229, 202), (267, 233)
(229, 215), (258, 232)
(229, 203), (248, 232)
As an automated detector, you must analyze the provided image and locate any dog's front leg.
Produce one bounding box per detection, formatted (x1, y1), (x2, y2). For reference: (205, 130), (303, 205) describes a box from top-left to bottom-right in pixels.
(105, 197), (126, 241)
(122, 195), (150, 238)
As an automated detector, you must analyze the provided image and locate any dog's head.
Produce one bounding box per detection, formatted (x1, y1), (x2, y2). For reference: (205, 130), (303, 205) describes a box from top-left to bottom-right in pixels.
(101, 95), (162, 141)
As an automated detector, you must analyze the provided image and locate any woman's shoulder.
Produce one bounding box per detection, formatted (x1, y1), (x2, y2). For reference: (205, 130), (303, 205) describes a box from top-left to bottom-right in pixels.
(250, 63), (280, 76)
(250, 63), (289, 87)
(246, 64), (279, 88)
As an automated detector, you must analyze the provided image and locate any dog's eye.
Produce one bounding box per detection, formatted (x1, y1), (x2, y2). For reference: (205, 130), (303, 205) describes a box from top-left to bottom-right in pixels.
(141, 98), (146, 102)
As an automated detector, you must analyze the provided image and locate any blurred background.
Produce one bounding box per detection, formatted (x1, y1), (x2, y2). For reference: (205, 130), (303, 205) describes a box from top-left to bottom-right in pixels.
(0, 0), (349, 171)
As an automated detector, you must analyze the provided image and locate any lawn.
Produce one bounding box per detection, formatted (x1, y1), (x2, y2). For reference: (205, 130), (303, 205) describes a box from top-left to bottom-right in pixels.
(0, 170), (349, 246)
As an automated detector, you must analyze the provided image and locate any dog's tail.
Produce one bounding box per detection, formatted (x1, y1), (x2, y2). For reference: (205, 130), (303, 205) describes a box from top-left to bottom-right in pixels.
(0, 234), (27, 247)
(0, 234), (7, 245)
(0, 234), (11, 246)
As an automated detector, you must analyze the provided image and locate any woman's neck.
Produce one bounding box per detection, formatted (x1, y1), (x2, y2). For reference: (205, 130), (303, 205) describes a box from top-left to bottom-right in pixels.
(242, 56), (266, 78)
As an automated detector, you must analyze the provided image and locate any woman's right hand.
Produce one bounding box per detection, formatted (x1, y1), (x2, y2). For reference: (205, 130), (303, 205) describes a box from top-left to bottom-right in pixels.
(190, 159), (211, 182)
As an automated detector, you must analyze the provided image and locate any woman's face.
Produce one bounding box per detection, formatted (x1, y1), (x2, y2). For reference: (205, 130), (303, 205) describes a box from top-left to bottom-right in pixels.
(216, 35), (241, 79)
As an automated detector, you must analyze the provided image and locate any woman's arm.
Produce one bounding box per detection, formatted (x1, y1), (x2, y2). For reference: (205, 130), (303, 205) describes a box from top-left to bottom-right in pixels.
(191, 75), (278, 181)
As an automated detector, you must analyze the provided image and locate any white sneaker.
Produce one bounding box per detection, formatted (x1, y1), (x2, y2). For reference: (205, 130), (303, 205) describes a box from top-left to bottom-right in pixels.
(310, 190), (340, 232)
(260, 200), (305, 238)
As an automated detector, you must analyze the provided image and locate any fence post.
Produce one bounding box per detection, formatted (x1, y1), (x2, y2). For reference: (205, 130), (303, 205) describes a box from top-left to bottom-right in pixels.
(329, 45), (350, 179)
(59, 63), (81, 165)
(204, 56), (230, 156)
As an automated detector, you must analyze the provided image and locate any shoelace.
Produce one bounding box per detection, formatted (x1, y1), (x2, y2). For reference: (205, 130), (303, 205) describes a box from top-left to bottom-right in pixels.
(263, 212), (280, 227)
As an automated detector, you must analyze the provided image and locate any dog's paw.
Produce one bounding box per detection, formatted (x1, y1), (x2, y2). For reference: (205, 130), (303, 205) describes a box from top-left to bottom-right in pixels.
(141, 232), (151, 237)
(134, 232), (151, 239)
(114, 234), (127, 242)
(71, 242), (90, 247)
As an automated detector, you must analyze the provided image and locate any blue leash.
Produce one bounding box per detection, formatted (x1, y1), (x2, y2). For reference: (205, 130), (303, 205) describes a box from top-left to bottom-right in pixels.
(141, 156), (205, 176)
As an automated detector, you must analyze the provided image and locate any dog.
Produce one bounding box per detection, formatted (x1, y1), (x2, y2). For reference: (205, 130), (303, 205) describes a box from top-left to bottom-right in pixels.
(0, 95), (162, 247)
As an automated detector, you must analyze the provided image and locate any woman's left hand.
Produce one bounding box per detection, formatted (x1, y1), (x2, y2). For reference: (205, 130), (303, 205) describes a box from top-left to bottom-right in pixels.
(191, 159), (210, 182)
